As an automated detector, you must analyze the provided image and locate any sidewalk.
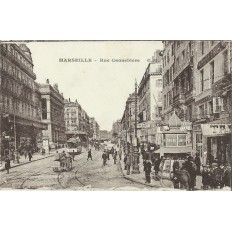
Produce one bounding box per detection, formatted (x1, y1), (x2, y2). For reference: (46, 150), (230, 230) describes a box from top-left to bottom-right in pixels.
(119, 153), (203, 190)
(0, 149), (58, 171)
(119, 153), (174, 189)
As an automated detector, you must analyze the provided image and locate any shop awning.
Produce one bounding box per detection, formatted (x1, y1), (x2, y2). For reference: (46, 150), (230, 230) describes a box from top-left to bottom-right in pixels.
(154, 146), (193, 154)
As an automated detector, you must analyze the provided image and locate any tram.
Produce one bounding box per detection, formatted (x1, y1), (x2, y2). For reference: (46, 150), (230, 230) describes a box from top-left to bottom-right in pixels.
(66, 137), (82, 156)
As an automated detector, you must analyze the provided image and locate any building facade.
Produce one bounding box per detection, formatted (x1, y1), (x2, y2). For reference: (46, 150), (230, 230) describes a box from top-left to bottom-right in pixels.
(193, 41), (232, 165)
(39, 79), (66, 146)
(64, 98), (99, 142)
(121, 92), (138, 148)
(162, 40), (232, 165)
(138, 51), (163, 144)
(0, 43), (46, 158)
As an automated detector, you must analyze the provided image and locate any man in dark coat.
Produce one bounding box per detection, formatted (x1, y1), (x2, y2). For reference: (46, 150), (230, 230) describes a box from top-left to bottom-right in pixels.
(28, 149), (32, 162)
(223, 164), (231, 188)
(202, 165), (211, 190)
(87, 149), (92, 160)
(102, 150), (107, 166)
(5, 156), (11, 174)
(185, 156), (197, 190)
(113, 151), (117, 164)
(194, 153), (201, 175)
(144, 160), (152, 183)
(124, 155), (127, 170)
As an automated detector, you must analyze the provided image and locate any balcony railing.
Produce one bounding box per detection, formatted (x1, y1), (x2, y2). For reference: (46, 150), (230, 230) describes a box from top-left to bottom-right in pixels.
(1, 45), (36, 80)
(173, 93), (185, 105)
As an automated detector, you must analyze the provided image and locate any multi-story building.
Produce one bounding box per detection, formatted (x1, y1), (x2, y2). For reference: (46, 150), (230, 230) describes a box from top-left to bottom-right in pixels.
(111, 119), (122, 144)
(162, 40), (232, 165)
(39, 79), (66, 147)
(64, 98), (99, 142)
(0, 43), (47, 157)
(162, 41), (195, 123)
(64, 99), (83, 140)
(193, 41), (232, 165)
(138, 50), (163, 144)
(121, 92), (138, 148)
(90, 117), (100, 140)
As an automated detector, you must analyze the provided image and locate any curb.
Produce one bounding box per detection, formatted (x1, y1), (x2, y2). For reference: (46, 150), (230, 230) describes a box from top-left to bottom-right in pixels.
(0, 154), (54, 172)
(118, 160), (163, 188)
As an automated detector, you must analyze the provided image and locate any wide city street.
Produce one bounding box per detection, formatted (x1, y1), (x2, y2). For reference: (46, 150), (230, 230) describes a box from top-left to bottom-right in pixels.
(0, 149), (156, 190)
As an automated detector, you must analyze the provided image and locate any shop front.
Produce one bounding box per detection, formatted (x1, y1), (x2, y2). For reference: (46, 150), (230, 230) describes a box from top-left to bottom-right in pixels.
(201, 123), (231, 165)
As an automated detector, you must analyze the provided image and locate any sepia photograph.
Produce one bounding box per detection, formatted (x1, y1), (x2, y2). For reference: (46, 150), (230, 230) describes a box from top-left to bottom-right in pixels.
(0, 40), (231, 191)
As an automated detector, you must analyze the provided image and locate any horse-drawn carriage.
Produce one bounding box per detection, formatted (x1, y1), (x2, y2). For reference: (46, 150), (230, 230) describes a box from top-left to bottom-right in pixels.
(52, 151), (73, 172)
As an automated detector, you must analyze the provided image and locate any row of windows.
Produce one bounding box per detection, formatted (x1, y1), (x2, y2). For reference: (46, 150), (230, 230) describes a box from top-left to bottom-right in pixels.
(163, 65), (174, 88)
(163, 91), (173, 109)
(2, 95), (40, 119)
(200, 41), (216, 56)
(2, 44), (33, 71)
(0, 57), (35, 90)
(1, 77), (34, 101)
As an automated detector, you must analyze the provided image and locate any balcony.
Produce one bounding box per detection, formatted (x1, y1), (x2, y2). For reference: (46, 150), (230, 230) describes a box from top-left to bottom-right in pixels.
(174, 54), (193, 80)
(212, 73), (231, 95)
(1, 45), (36, 80)
(173, 93), (185, 105)
(185, 90), (194, 102)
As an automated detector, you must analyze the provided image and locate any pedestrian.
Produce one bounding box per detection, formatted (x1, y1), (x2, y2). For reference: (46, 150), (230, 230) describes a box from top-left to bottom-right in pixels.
(42, 148), (45, 156)
(143, 158), (147, 172)
(24, 149), (28, 159)
(211, 163), (222, 189)
(5, 156), (11, 174)
(154, 157), (161, 180)
(28, 149), (32, 162)
(173, 157), (180, 174)
(87, 149), (92, 160)
(113, 151), (117, 164)
(202, 165), (211, 190)
(118, 149), (122, 161)
(124, 155), (127, 170)
(102, 150), (107, 166)
(185, 156), (197, 190)
(71, 150), (75, 161)
(126, 156), (131, 175)
(223, 164), (231, 188)
(195, 153), (201, 175)
(144, 159), (152, 183)
(179, 163), (191, 190)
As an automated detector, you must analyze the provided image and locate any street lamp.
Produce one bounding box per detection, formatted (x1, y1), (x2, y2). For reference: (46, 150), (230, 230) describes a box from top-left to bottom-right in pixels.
(132, 79), (140, 174)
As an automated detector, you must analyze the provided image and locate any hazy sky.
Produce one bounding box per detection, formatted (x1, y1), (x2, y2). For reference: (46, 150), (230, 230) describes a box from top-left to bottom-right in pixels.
(27, 41), (163, 131)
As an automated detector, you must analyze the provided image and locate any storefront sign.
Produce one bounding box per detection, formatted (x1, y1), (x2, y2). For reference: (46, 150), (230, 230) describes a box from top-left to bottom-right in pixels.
(201, 124), (231, 136)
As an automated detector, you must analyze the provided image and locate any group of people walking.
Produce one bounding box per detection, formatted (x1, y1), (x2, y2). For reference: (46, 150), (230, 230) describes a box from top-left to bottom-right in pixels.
(102, 147), (121, 166)
(201, 163), (231, 190)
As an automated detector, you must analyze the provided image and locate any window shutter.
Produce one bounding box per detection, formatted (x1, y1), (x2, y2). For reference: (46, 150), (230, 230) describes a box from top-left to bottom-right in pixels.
(213, 97), (220, 113)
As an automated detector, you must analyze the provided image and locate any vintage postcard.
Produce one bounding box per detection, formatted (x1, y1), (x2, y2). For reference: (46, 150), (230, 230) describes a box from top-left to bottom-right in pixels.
(0, 40), (231, 191)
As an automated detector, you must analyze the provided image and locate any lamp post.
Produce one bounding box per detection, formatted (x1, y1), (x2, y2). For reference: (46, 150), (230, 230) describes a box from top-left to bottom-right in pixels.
(132, 79), (140, 174)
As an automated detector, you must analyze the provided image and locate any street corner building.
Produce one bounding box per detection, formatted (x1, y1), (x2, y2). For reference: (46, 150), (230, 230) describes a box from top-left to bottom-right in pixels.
(0, 43), (47, 159)
(39, 79), (66, 150)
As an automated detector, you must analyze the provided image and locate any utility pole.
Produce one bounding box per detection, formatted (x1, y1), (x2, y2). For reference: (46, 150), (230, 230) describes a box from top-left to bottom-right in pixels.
(132, 79), (140, 174)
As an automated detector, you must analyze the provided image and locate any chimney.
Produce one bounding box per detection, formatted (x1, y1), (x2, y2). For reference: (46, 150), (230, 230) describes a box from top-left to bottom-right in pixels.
(46, 79), (49, 84)
(69, 98), (70, 102)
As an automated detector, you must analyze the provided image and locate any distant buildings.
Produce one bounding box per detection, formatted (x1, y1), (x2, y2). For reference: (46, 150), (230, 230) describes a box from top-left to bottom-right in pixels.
(99, 130), (111, 141)
(64, 98), (100, 142)
(39, 79), (66, 146)
(137, 50), (163, 144)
